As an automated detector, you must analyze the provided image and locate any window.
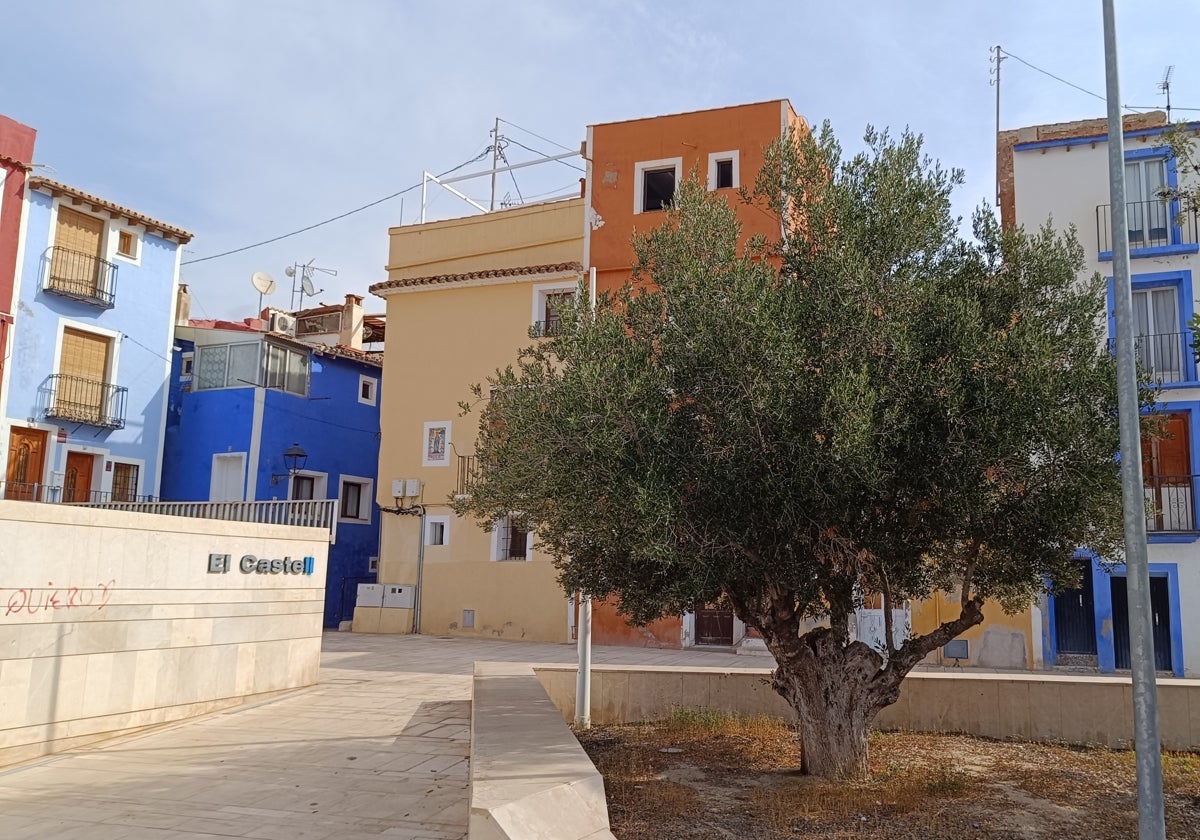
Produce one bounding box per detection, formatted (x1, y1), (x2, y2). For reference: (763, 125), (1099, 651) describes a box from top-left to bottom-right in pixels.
(426, 515), (450, 546)
(1126, 157), (1169, 248)
(51, 326), (122, 427)
(194, 342), (261, 390)
(297, 311), (342, 336)
(708, 150), (740, 191)
(111, 462), (140, 502)
(358, 374), (378, 406)
(1142, 412), (1194, 532)
(634, 157), (682, 215)
(492, 514), (530, 561)
(116, 230), (138, 259)
(1133, 287), (1182, 381)
(531, 282), (577, 337)
(264, 342), (310, 396)
(292, 474), (315, 500)
(47, 206), (115, 307)
(339, 476), (373, 522)
(180, 352), (194, 379)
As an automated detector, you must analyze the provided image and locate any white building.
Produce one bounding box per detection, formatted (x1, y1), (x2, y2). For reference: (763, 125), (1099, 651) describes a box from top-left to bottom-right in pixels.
(1001, 110), (1197, 676)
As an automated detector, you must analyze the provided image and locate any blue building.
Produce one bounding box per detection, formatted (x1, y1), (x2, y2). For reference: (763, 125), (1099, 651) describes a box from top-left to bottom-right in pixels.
(161, 295), (383, 627)
(2, 177), (191, 503)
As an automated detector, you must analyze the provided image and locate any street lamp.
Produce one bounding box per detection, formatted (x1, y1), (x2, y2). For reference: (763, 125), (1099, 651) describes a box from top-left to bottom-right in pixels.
(270, 443), (308, 486)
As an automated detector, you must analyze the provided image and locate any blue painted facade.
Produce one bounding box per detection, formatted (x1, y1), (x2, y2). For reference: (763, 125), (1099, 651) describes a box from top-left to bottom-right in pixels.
(161, 329), (381, 627)
(2, 183), (187, 499)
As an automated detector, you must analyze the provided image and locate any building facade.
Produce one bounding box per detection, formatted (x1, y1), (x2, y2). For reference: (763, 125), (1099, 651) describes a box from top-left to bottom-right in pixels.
(1, 177), (191, 504)
(999, 110), (1198, 676)
(0, 115), (36, 413)
(161, 297), (382, 628)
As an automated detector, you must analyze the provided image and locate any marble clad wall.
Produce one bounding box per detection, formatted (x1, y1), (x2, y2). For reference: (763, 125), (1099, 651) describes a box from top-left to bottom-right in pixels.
(0, 501), (328, 766)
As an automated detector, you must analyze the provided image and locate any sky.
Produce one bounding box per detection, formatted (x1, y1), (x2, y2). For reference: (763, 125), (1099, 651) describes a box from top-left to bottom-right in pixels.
(4, 1), (1199, 321)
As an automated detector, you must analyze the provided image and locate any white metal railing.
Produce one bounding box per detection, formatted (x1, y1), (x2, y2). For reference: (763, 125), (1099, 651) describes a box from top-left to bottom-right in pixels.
(72, 498), (339, 543)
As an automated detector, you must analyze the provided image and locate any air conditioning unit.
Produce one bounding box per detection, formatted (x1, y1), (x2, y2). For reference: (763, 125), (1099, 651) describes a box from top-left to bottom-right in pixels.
(269, 312), (297, 336)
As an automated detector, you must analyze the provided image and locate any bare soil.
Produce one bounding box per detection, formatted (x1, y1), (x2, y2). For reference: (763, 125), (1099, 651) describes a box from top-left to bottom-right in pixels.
(576, 709), (1200, 839)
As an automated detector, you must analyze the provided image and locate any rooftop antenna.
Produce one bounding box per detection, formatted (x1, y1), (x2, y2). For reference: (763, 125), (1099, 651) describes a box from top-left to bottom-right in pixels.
(284, 259), (336, 311)
(250, 271), (277, 316)
(1160, 65), (1175, 122)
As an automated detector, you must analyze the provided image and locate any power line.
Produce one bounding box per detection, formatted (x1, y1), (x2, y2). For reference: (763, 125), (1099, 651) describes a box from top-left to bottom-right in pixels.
(1001, 48), (1144, 113)
(502, 136), (585, 172)
(181, 148), (493, 266)
(498, 118), (575, 152)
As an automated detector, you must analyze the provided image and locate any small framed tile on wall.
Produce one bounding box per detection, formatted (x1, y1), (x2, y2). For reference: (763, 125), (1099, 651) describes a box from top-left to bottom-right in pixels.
(422, 420), (452, 467)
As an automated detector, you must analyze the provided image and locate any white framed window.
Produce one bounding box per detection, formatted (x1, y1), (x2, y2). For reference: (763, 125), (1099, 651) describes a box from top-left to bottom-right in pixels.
(114, 228), (141, 264)
(263, 342), (310, 396)
(289, 470), (328, 501)
(180, 351), (194, 381)
(338, 474), (374, 523)
(491, 514), (531, 561)
(425, 514), (451, 546)
(109, 459), (143, 502)
(358, 374), (378, 406)
(531, 281), (577, 337)
(194, 341), (261, 390)
(634, 156), (683, 214)
(423, 420), (451, 467)
(707, 150), (740, 191)
(50, 320), (122, 427)
(210, 452), (247, 501)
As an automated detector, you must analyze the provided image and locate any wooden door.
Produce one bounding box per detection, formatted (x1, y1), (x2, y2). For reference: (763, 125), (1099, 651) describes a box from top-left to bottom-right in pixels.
(1143, 413), (1192, 530)
(694, 604), (735, 646)
(51, 206), (104, 294)
(5, 428), (47, 500)
(63, 451), (94, 503)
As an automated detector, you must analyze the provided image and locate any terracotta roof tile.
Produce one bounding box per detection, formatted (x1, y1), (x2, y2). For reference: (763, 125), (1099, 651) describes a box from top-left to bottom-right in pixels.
(370, 261), (582, 296)
(30, 177), (193, 243)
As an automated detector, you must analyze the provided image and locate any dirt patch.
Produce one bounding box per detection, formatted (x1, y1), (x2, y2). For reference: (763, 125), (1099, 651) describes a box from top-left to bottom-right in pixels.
(576, 709), (1200, 839)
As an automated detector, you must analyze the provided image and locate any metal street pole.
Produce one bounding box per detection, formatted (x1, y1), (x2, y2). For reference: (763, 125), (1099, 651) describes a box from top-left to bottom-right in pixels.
(575, 592), (592, 729)
(1101, 2), (1166, 836)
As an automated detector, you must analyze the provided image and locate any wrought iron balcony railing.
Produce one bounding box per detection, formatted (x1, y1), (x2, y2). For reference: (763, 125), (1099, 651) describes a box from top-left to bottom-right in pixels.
(528, 317), (562, 338)
(457, 454), (480, 497)
(1145, 474), (1200, 533)
(44, 247), (117, 308)
(42, 374), (128, 429)
(1096, 200), (1199, 254)
(0, 481), (156, 504)
(1107, 331), (1197, 385)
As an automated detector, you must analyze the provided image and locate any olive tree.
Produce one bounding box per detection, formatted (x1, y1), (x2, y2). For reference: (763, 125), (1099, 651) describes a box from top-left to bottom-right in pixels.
(457, 124), (1135, 778)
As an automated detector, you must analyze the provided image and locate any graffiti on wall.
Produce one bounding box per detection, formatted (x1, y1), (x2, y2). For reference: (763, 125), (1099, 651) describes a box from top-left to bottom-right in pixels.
(3, 579), (116, 617)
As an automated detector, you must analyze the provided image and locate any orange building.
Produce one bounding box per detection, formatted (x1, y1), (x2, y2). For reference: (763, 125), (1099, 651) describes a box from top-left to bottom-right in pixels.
(579, 100), (808, 648)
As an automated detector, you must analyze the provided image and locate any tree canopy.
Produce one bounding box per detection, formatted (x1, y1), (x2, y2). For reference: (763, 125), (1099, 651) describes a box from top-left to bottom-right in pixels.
(457, 123), (1139, 777)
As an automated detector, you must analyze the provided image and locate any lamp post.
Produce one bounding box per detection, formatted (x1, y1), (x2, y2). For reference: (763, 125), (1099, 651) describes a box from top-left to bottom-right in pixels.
(270, 443), (308, 486)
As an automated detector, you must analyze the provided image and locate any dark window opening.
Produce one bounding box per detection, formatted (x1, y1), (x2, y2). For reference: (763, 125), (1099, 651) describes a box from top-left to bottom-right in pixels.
(716, 159), (734, 189)
(292, 474), (315, 500)
(112, 462), (139, 502)
(428, 521), (446, 545)
(642, 167), (676, 212)
(340, 480), (364, 519)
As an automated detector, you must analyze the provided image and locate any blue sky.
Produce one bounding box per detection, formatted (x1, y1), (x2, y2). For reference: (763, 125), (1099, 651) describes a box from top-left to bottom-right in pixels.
(4, 1), (1198, 319)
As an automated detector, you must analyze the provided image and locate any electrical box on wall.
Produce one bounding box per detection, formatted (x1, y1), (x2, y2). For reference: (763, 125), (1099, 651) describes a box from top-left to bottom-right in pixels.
(382, 584), (415, 609)
(356, 583), (383, 608)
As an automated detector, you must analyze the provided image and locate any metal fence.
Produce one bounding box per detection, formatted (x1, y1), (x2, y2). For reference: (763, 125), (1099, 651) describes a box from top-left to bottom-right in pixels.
(42, 374), (128, 429)
(45, 246), (117, 308)
(1144, 474), (1198, 533)
(1096, 200), (1199, 253)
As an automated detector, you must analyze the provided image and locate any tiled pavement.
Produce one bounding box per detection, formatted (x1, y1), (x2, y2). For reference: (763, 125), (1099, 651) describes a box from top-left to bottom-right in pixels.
(0, 633), (764, 839)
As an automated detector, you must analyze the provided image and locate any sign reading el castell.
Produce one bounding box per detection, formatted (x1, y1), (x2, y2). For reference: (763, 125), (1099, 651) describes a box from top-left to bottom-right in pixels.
(208, 553), (315, 576)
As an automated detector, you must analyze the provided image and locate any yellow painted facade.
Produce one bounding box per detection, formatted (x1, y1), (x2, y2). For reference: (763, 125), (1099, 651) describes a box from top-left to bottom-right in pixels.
(362, 198), (585, 641)
(909, 592), (1040, 670)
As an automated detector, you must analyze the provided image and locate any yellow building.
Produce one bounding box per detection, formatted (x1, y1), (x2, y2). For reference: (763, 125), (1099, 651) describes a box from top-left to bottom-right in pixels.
(358, 198), (584, 641)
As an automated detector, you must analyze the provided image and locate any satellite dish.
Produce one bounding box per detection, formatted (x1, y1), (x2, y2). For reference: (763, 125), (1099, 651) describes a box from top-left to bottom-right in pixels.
(301, 274), (316, 296)
(284, 265), (296, 278)
(251, 271), (277, 296)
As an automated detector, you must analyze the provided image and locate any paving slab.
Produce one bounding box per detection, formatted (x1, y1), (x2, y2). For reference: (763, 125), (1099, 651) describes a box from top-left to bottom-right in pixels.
(0, 633), (766, 838)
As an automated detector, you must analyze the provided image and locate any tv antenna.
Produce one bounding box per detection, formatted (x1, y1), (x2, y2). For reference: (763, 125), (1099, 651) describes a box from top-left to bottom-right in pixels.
(1160, 65), (1175, 122)
(250, 271), (276, 315)
(284, 259), (337, 311)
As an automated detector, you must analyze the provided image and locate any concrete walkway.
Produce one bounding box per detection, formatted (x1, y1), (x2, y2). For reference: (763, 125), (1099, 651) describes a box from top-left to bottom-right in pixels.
(0, 634), (761, 840)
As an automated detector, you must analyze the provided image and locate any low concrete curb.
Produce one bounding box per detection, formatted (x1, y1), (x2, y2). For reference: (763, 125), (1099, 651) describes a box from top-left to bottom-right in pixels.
(469, 661), (616, 840)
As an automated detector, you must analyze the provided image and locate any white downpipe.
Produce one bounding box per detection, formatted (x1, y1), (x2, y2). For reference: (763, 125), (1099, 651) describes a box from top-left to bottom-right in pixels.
(574, 592), (592, 728)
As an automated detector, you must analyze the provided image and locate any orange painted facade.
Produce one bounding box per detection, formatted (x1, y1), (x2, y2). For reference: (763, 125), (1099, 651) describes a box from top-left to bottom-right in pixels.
(584, 100), (807, 295)
(588, 598), (683, 649)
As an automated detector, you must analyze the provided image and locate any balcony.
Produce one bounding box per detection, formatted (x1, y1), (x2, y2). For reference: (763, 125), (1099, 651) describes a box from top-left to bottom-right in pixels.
(42, 374), (128, 429)
(1145, 474), (1200, 533)
(1096, 200), (1200, 261)
(1110, 332), (1198, 385)
(457, 454), (480, 497)
(528, 317), (562, 339)
(0, 481), (156, 503)
(44, 247), (117, 308)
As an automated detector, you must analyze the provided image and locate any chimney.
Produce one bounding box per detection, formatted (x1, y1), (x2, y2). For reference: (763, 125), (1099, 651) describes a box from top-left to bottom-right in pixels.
(175, 284), (191, 326)
(340, 293), (364, 349)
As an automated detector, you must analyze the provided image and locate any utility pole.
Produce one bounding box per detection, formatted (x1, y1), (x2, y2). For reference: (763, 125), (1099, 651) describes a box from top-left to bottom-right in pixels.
(489, 117), (500, 212)
(1101, 2), (1166, 837)
(990, 46), (1004, 208)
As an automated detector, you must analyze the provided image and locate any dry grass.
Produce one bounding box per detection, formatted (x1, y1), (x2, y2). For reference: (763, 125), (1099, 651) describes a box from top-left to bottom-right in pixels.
(576, 709), (1200, 840)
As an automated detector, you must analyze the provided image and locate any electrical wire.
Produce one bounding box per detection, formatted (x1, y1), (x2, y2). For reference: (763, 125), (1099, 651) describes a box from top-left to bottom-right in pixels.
(1001, 48), (1152, 114)
(498, 118), (575, 152)
(502, 136), (585, 172)
(181, 148), (494, 266)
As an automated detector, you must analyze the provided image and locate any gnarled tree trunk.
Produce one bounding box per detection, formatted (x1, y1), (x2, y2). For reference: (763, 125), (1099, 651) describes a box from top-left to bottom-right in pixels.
(733, 584), (985, 778)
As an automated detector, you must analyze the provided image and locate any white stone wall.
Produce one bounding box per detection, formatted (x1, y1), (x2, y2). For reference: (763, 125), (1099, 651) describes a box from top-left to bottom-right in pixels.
(0, 501), (328, 766)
